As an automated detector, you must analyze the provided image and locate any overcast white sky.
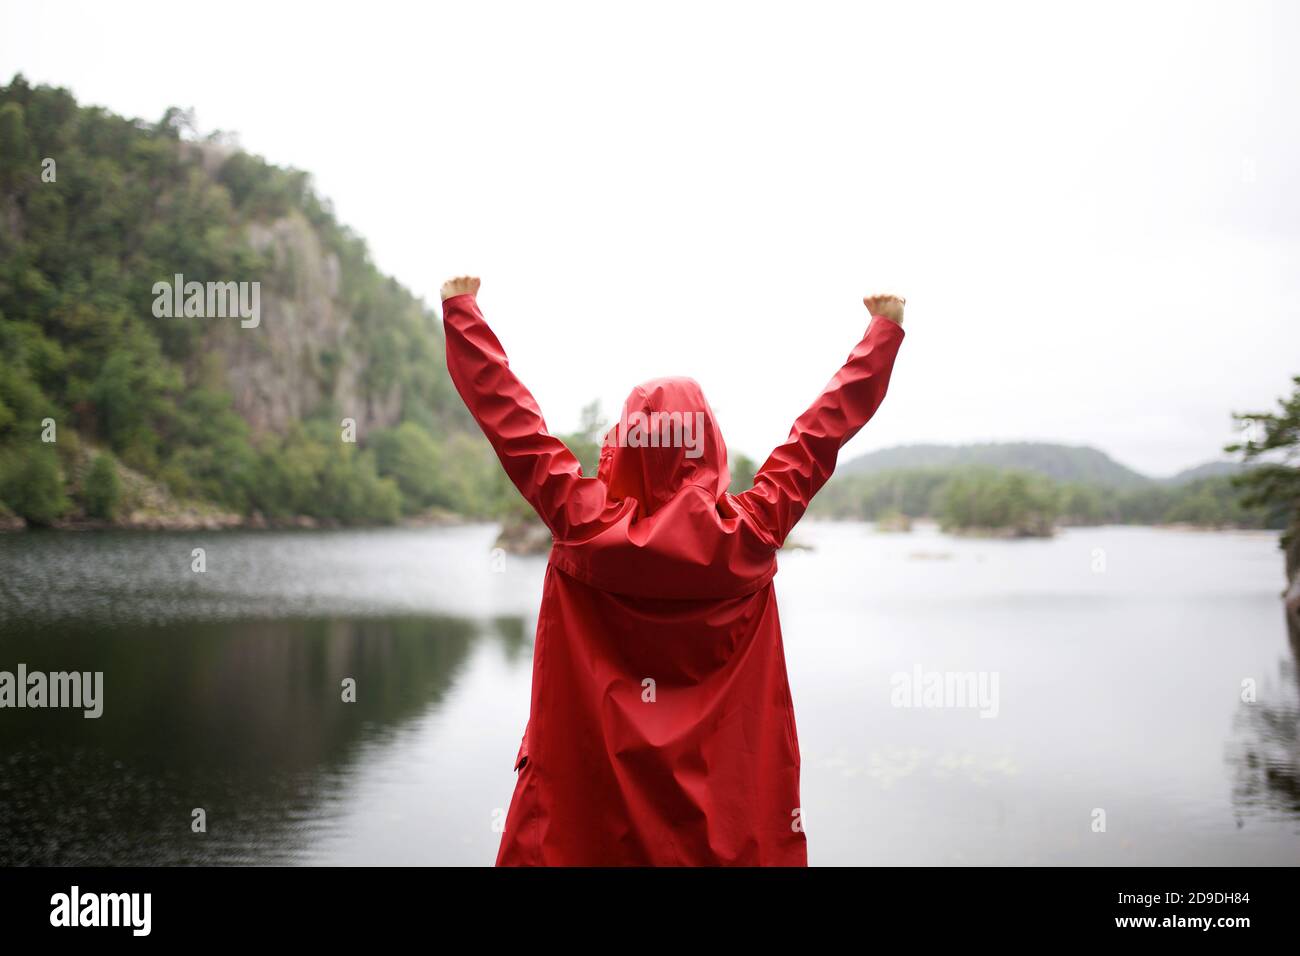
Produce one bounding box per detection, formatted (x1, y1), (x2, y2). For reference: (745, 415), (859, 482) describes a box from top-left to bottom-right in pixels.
(4, 0), (1298, 475)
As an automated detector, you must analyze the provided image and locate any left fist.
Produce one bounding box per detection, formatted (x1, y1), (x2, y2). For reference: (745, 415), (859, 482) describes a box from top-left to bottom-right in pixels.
(441, 276), (481, 301)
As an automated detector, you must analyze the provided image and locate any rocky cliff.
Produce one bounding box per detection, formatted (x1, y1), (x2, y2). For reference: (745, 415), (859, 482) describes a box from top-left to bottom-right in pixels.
(0, 77), (489, 526)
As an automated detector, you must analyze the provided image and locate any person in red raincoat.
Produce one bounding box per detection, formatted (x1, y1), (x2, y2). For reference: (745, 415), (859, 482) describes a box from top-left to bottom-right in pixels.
(441, 276), (906, 866)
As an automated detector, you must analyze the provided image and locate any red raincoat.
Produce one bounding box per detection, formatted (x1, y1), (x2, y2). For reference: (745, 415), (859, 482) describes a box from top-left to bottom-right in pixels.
(443, 293), (905, 866)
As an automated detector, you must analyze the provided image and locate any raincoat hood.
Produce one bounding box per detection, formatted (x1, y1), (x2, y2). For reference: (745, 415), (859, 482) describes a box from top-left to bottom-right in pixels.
(554, 375), (773, 601)
(597, 377), (730, 519)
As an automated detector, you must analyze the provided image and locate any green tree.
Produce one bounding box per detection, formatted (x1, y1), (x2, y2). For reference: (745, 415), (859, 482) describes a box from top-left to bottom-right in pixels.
(83, 453), (121, 520)
(1057, 482), (1109, 525)
(0, 100), (33, 188)
(728, 452), (758, 495)
(372, 422), (443, 511)
(562, 400), (607, 477)
(1228, 376), (1300, 578)
(0, 445), (68, 525)
(938, 468), (1059, 536)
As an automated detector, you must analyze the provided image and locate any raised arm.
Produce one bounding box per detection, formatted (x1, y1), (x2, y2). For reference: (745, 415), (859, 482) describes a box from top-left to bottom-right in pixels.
(440, 276), (616, 539)
(735, 294), (906, 547)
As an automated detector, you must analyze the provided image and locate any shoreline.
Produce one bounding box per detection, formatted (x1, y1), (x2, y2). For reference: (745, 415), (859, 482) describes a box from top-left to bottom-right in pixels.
(0, 510), (472, 534)
(0, 512), (1279, 536)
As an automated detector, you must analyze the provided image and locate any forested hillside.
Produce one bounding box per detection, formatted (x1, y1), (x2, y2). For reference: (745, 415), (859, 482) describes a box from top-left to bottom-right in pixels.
(818, 442), (1277, 534)
(838, 441), (1151, 487)
(811, 464), (1281, 534)
(0, 76), (511, 526)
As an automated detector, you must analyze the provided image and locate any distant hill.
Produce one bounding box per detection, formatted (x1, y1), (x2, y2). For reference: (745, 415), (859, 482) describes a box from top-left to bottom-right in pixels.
(818, 443), (1277, 530)
(839, 442), (1151, 488)
(1160, 460), (1246, 485)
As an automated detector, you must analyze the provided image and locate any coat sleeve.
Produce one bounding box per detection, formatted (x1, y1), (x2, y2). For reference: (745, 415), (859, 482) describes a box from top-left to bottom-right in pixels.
(442, 293), (616, 539)
(735, 316), (905, 546)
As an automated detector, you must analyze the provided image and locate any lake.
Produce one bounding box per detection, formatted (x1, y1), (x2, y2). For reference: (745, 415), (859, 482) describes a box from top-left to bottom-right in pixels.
(0, 522), (1296, 865)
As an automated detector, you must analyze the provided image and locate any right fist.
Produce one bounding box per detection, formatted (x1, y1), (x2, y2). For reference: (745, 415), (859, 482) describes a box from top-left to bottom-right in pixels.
(863, 294), (905, 325)
(441, 275), (481, 301)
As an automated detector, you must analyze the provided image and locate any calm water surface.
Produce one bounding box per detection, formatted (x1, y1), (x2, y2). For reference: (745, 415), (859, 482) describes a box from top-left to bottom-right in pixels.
(0, 522), (1296, 865)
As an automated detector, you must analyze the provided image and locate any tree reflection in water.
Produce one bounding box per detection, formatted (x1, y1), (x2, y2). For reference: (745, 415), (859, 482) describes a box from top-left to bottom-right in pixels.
(1227, 613), (1300, 821)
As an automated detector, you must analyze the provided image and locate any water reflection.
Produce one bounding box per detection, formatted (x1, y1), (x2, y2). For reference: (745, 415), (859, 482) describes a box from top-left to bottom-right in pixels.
(1228, 617), (1300, 822)
(0, 615), (523, 864)
(1, 523), (1297, 865)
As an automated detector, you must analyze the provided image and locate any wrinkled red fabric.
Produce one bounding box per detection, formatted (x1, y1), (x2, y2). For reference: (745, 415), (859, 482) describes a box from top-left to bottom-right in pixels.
(443, 293), (904, 866)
